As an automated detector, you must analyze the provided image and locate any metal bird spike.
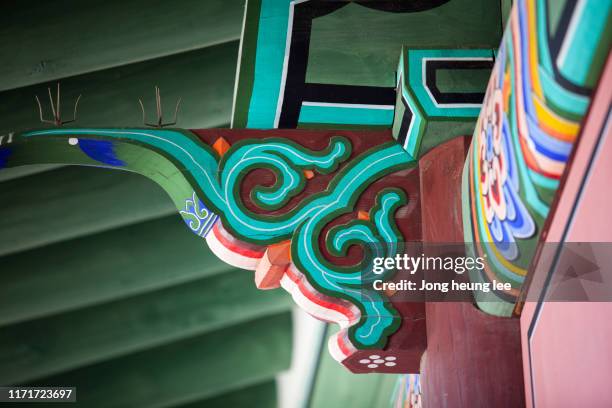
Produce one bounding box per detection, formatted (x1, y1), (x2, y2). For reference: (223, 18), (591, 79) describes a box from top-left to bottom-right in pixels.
(35, 83), (81, 126)
(139, 86), (182, 128)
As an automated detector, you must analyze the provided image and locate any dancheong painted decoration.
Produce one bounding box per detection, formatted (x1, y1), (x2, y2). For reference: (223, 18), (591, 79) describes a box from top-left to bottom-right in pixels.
(0, 0), (611, 405)
(1, 128), (427, 372)
(463, 0), (611, 316)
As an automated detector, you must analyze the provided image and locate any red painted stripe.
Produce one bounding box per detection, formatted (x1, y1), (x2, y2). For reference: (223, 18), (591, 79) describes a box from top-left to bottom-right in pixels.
(285, 267), (358, 322)
(212, 223), (265, 259)
(337, 333), (352, 357)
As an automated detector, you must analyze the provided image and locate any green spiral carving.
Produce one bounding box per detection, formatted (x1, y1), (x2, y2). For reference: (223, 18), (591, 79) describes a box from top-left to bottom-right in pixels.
(3, 128), (414, 347)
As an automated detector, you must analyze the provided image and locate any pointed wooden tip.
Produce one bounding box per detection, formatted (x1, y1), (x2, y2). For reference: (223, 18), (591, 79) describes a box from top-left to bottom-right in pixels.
(254, 240), (292, 290)
(212, 137), (231, 156)
(267, 240), (292, 264)
(255, 264), (286, 290)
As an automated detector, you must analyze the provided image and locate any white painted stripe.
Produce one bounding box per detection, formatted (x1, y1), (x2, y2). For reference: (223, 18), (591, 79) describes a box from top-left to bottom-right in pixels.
(404, 108), (416, 151)
(327, 332), (350, 362)
(274, 0), (310, 128)
(200, 215), (219, 237)
(280, 274), (353, 328)
(556, 0), (587, 71)
(205, 224), (260, 270)
(230, 0), (250, 128)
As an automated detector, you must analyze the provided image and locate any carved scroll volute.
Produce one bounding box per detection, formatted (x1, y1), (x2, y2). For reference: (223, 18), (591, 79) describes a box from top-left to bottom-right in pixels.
(0, 127), (428, 372)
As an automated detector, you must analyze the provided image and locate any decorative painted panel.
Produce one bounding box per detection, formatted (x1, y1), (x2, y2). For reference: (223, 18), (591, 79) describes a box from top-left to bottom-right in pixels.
(393, 47), (494, 160)
(233, 0), (501, 130)
(0, 128), (425, 372)
(462, 0), (612, 316)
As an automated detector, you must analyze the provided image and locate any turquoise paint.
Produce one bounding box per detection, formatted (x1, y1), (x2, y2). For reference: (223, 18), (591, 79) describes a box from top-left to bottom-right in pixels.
(246, 0), (293, 128)
(293, 147), (411, 347)
(556, 0), (611, 87)
(331, 224), (378, 256)
(396, 52), (424, 161)
(528, 168), (560, 190)
(220, 138), (351, 239)
(538, 66), (589, 116)
(407, 49), (492, 118)
(252, 140), (347, 207)
(401, 87), (424, 160)
(373, 191), (403, 258)
(20, 127), (413, 348)
(536, 0), (555, 76)
(298, 104), (394, 126)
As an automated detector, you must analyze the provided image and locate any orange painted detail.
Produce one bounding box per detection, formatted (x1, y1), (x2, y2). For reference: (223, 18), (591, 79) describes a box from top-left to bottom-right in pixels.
(255, 263), (286, 290)
(254, 240), (292, 290)
(267, 240), (292, 264)
(212, 136), (231, 156)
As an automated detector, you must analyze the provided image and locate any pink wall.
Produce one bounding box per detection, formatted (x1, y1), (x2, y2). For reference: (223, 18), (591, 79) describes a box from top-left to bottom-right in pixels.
(520, 56), (612, 408)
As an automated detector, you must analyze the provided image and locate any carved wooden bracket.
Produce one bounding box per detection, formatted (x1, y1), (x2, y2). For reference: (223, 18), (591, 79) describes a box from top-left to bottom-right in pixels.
(0, 128), (429, 372)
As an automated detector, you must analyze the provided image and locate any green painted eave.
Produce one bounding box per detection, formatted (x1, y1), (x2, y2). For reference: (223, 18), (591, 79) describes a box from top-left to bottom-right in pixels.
(0, 0), (244, 91)
(0, 3), (293, 407)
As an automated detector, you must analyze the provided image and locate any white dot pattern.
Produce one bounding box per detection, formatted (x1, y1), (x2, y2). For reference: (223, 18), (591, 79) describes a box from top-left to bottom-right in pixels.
(357, 355), (398, 369)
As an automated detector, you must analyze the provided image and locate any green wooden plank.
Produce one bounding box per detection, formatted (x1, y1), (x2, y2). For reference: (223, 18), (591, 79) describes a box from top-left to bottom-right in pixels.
(20, 313), (292, 408)
(173, 381), (277, 408)
(0, 0), (244, 91)
(0, 271), (291, 384)
(0, 166), (178, 256)
(309, 328), (400, 408)
(0, 214), (235, 326)
(0, 40), (238, 136)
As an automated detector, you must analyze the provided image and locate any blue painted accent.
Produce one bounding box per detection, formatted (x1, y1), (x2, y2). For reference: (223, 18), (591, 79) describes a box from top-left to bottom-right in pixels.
(501, 28), (551, 220)
(78, 139), (125, 166)
(298, 104), (394, 126)
(25, 129), (225, 209)
(180, 191), (219, 237)
(21, 127), (412, 348)
(0, 148), (11, 169)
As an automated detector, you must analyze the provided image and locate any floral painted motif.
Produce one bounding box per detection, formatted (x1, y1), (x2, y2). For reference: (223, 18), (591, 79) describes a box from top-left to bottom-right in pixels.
(463, 0), (610, 316)
(180, 191), (218, 238)
(478, 78), (534, 261)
